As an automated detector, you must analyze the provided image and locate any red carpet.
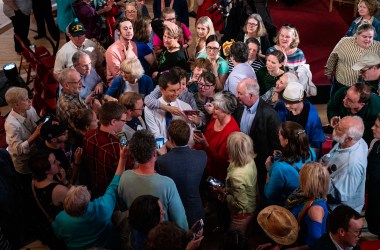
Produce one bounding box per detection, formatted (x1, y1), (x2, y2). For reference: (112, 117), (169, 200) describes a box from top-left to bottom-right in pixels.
(268, 0), (354, 85)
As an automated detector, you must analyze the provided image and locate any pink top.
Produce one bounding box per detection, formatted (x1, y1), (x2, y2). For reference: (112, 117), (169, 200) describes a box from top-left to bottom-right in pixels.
(105, 39), (137, 84)
(152, 23), (192, 47)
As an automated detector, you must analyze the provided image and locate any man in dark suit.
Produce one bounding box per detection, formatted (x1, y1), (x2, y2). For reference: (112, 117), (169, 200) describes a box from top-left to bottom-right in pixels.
(156, 120), (207, 227)
(233, 78), (281, 199)
(313, 205), (362, 250)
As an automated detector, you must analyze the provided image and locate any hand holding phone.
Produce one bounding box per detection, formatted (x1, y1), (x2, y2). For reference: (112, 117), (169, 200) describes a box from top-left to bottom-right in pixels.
(192, 219), (204, 239)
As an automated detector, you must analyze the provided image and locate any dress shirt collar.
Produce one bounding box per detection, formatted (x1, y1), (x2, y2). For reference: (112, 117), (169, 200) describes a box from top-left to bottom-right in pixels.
(329, 233), (353, 250)
(245, 98), (259, 113)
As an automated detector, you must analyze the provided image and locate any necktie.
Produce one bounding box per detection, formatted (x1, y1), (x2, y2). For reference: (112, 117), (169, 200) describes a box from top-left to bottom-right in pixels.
(165, 103), (172, 131)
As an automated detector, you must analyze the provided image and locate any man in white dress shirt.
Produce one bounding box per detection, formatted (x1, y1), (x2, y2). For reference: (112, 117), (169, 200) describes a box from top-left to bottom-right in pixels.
(144, 72), (192, 140)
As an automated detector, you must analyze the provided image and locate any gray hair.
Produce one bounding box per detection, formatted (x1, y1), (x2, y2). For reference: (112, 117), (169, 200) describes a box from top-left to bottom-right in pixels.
(72, 50), (90, 66)
(59, 68), (79, 85)
(63, 185), (91, 217)
(242, 78), (260, 96)
(346, 116), (364, 142)
(213, 91), (238, 114)
(5, 87), (28, 106)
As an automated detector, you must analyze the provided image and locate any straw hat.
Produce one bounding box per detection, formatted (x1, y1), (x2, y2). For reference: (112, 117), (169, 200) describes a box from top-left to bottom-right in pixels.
(257, 205), (299, 245)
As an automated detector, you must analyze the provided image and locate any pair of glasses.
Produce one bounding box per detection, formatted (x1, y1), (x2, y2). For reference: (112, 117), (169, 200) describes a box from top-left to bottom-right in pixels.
(247, 22), (258, 27)
(198, 83), (214, 90)
(359, 66), (373, 74)
(206, 46), (219, 51)
(347, 228), (363, 237)
(126, 10), (137, 14)
(79, 62), (91, 69)
(67, 79), (82, 85)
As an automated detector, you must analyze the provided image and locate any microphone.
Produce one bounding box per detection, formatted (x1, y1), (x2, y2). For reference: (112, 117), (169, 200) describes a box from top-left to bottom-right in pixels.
(328, 164), (337, 174)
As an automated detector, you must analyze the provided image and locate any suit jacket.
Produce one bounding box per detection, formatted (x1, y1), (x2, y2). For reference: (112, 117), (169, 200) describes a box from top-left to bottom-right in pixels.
(312, 233), (360, 250)
(233, 99), (281, 195)
(156, 146), (207, 226)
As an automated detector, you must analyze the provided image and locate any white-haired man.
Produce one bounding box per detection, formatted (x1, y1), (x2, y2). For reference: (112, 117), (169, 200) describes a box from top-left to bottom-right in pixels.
(326, 116), (368, 213)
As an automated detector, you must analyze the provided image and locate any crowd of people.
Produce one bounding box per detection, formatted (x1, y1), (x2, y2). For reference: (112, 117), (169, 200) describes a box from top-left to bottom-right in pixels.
(2, 0), (380, 249)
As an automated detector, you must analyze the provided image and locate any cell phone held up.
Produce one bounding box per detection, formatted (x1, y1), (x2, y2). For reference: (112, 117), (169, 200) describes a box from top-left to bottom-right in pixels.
(192, 219), (204, 239)
(206, 176), (224, 188)
(117, 132), (128, 147)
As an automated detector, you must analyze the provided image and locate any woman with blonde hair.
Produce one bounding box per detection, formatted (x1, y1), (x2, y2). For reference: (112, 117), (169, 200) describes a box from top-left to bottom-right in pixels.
(224, 132), (257, 234)
(194, 16), (216, 58)
(285, 162), (329, 248)
(104, 57), (154, 101)
(236, 14), (270, 55)
(267, 24), (305, 71)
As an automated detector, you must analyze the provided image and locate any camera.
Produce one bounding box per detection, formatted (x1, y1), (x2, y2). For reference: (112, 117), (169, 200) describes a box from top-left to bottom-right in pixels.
(155, 137), (165, 149)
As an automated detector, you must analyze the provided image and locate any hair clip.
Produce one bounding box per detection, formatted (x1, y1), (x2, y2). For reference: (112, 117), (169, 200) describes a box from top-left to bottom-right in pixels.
(296, 130), (305, 135)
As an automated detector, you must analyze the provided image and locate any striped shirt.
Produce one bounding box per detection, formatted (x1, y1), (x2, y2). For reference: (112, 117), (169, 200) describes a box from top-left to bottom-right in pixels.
(325, 37), (380, 86)
(267, 46), (306, 71)
(228, 58), (265, 74)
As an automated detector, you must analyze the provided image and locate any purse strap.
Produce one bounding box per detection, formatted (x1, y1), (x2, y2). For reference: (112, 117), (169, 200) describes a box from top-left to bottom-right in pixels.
(31, 180), (54, 223)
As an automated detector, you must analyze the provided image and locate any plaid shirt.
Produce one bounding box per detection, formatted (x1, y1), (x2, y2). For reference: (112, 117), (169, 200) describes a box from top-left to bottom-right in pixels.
(56, 91), (88, 123)
(83, 128), (120, 198)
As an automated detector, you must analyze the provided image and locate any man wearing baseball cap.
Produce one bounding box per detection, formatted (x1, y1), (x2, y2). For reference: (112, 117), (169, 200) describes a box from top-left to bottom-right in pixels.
(53, 18), (102, 81)
(40, 118), (82, 184)
(352, 52), (380, 93)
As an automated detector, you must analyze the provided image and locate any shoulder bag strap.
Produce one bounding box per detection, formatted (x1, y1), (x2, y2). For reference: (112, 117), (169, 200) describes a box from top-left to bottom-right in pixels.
(31, 180), (54, 223)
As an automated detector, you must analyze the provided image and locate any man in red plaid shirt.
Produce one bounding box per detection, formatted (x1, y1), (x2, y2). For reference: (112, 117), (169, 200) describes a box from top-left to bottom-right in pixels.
(83, 102), (127, 198)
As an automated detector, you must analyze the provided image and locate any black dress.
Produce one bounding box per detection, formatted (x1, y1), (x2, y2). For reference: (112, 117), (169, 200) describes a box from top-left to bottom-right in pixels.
(34, 182), (63, 220)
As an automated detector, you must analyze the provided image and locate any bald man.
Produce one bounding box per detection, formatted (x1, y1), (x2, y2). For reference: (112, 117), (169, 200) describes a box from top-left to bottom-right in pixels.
(326, 116), (368, 213)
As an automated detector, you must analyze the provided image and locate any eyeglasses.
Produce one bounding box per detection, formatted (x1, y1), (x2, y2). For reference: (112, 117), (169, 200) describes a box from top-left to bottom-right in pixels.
(119, 119), (128, 123)
(247, 22), (258, 27)
(79, 62), (91, 69)
(343, 93), (357, 105)
(347, 228), (363, 237)
(67, 79), (82, 85)
(126, 10), (137, 14)
(198, 83), (215, 90)
(359, 66), (373, 74)
(206, 46), (220, 51)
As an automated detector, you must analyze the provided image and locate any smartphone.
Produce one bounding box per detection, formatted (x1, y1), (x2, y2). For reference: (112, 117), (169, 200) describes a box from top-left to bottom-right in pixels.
(192, 219), (204, 239)
(194, 130), (203, 137)
(117, 132), (128, 147)
(155, 137), (165, 149)
(43, 116), (50, 123)
(206, 176), (224, 188)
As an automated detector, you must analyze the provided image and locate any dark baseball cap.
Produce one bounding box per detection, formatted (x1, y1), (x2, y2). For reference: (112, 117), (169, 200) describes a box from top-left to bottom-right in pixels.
(68, 18), (86, 37)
